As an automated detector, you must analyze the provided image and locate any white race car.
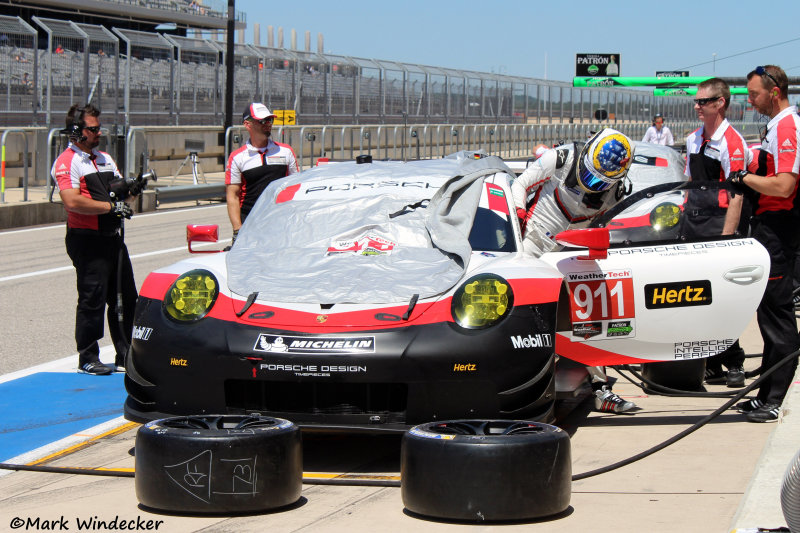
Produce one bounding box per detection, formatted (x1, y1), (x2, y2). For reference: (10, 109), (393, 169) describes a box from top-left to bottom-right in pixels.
(124, 151), (767, 431)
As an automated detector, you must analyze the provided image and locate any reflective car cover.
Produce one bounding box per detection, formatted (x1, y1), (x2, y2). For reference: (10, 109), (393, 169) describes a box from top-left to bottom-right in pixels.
(226, 154), (514, 304)
(627, 141), (688, 192)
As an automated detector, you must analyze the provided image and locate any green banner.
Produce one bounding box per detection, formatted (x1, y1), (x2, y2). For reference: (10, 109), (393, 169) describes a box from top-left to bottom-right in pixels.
(653, 87), (749, 96)
(573, 76), (713, 88)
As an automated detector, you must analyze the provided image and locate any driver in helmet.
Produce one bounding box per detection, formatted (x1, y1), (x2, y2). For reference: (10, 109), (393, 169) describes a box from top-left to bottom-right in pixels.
(513, 128), (637, 414)
(511, 128), (633, 257)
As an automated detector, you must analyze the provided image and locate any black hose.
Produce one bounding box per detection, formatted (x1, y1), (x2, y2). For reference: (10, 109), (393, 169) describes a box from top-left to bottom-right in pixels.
(618, 365), (742, 398)
(572, 347), (800, 481)
(0, 461), (400, 487)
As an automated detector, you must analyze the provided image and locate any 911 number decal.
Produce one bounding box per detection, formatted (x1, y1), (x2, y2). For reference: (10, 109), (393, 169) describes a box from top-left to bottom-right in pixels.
(566, 270), (635, 340)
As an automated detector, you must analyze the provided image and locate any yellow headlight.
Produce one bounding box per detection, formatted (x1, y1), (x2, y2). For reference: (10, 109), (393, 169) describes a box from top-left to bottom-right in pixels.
(452, 275), (513, 329)
(650, 202), (681, 231)
(163, 269), (219, 322)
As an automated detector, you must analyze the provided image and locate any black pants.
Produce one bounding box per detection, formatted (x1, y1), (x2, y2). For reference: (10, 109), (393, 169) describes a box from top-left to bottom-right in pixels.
(751, 214), (800, 405)
(65, 231), (138, 365)
(705, 339), (746, 371)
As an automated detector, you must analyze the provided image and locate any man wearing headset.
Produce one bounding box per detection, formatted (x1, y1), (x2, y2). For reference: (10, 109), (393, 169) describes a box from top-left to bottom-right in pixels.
(513, 129), (637, 413)
(642, 114), (674, 146)
(51, 104), (139, 375)
(727, 65), (800, 422)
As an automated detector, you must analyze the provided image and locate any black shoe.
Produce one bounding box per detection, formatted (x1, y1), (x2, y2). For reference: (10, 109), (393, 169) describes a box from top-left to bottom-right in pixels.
(746, 403), (781, 423)
(78, 361), (113, 376)
(704, 366), (726, 384)
(726, 367), (745, 388)
(735, 398), (763, 413)
(113, 355), (126, 372)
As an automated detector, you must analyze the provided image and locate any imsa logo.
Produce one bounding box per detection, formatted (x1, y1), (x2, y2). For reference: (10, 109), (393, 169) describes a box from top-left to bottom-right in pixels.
(644, 280), (712, 309)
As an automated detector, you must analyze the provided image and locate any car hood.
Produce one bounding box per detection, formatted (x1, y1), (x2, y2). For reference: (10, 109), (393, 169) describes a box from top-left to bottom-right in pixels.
(226, 156), (513, 305)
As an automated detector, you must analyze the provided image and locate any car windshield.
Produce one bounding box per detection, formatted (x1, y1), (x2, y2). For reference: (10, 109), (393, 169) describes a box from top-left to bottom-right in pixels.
(468, 205), (516, 252)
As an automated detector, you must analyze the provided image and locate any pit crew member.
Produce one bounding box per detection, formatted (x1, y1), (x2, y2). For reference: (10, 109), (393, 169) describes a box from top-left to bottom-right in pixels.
(52, 103), (138, 375)
(728, 65), (800, 422)
(684, 77), (750, 387)
(226, 102), (299, 243)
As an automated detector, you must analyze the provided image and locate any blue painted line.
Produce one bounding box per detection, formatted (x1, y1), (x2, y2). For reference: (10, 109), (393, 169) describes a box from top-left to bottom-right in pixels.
(0, 372), (126, 462)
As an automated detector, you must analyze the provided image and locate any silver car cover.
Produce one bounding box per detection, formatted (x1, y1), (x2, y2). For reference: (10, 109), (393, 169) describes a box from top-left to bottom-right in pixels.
(226, 153), (514, 304)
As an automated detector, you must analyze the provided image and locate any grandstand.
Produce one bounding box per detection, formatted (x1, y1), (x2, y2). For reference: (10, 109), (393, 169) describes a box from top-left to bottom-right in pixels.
(0, 1), (706, 129)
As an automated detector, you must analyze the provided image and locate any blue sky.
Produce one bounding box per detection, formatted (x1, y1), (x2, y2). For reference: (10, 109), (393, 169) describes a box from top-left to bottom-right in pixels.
(236, 0), (800, 84)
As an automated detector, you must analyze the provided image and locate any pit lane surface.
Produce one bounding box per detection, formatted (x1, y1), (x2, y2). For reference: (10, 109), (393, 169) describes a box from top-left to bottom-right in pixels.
(0, 204), (788, 531)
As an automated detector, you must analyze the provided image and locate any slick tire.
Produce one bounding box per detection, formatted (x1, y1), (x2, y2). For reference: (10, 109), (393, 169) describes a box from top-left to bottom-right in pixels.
(642, 358), (706, 391)
(135, 415), (302, 514)
(401, 420), (570, 521)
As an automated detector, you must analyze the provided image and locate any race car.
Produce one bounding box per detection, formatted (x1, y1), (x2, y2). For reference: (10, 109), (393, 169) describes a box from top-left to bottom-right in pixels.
(124, 151), (768, 431)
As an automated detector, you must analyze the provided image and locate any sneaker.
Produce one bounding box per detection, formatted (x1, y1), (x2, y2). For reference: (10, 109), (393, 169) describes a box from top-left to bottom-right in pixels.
(704, 366), (726, 384)
(746, 403), (781, 423)
(594, 387), (636, 413)
(735, 398), (763, 413)
(78, 361), (113, 376)
(726, 367), (746, 388)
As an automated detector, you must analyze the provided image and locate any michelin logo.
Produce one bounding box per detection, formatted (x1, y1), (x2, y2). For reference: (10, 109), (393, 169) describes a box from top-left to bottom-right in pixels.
(511, 334), (553, 349)
(254, 333), (375, 354)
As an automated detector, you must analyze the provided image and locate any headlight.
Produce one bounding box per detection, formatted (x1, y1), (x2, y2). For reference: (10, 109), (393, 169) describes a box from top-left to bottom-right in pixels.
(163, 269), (219, 322)
(451, 274), (513, 329)
(650, 202), (681, 231)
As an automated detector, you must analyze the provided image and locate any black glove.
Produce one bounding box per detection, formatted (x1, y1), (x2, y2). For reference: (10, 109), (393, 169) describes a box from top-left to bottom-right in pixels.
(726, 169), (749, 196)
(127, 176), (147, 197)
(109, 201), (133, 219)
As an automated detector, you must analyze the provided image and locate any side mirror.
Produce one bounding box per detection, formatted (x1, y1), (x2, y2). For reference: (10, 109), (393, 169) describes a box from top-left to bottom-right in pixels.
(187, 224), (220, 253)
(555, 227), (609, 260)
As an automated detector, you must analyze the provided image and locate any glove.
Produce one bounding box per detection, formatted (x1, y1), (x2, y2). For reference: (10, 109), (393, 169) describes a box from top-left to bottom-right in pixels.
(109, 201), (133, 219)
(127, 176), (147, 197)
(726, 170), (749, 196)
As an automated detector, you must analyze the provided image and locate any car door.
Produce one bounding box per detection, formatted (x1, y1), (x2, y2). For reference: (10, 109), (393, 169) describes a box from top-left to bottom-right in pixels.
(539, 181), (770, 366)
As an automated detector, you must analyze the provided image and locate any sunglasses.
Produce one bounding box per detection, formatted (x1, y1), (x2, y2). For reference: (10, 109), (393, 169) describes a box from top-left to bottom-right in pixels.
(83, 125), (101, 133)
(693, 96), (720, 107)
(248, 117), (274, 125)
(755, 65), (780, 89)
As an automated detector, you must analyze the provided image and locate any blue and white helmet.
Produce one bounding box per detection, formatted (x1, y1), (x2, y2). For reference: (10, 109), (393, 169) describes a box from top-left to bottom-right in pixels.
(577, 128), (632, 193)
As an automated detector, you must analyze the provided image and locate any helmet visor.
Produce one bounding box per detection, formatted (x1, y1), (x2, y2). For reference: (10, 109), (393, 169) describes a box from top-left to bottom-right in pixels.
(578, 157), (615, 193)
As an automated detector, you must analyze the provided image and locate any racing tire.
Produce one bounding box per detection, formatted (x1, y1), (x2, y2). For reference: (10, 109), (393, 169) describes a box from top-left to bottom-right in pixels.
(401, 420), (571, 521)
(135, 415), (302, 514)
(641, 359), (706, 391)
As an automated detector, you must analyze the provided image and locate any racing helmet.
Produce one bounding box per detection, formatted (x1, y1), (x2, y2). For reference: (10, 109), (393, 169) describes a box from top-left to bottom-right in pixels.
(577, 128), (633, 193)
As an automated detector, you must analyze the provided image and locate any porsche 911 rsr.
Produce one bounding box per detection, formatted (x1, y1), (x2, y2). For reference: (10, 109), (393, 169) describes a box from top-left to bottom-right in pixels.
(124, 150), (768, 431)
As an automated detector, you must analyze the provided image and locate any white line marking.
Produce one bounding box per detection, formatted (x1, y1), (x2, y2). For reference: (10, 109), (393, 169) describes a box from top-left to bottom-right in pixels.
(0, 345), (116, 384)
(0, 240), (228, 284)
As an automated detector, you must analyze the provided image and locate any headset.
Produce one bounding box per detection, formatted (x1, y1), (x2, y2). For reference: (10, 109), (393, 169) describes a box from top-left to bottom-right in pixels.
(61, 104), (90, 142)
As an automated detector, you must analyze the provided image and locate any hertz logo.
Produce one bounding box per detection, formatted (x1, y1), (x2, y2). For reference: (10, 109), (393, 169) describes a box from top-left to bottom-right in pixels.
(644, 280), (712, 309)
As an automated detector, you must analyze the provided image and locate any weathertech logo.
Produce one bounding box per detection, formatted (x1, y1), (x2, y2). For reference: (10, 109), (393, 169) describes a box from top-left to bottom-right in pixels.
(644, 280), (712, 309)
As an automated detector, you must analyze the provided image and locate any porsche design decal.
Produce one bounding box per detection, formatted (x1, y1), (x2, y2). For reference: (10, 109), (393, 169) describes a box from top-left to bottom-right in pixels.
(645, 280), (711, 309)
(254, 334), (375, 354)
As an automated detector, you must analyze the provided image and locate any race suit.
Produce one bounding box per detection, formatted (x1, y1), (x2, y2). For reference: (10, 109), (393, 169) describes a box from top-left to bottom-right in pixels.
(226, 139), (299, 220)
(52, 143), (137, 367)
(510, 142), (622, 256)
